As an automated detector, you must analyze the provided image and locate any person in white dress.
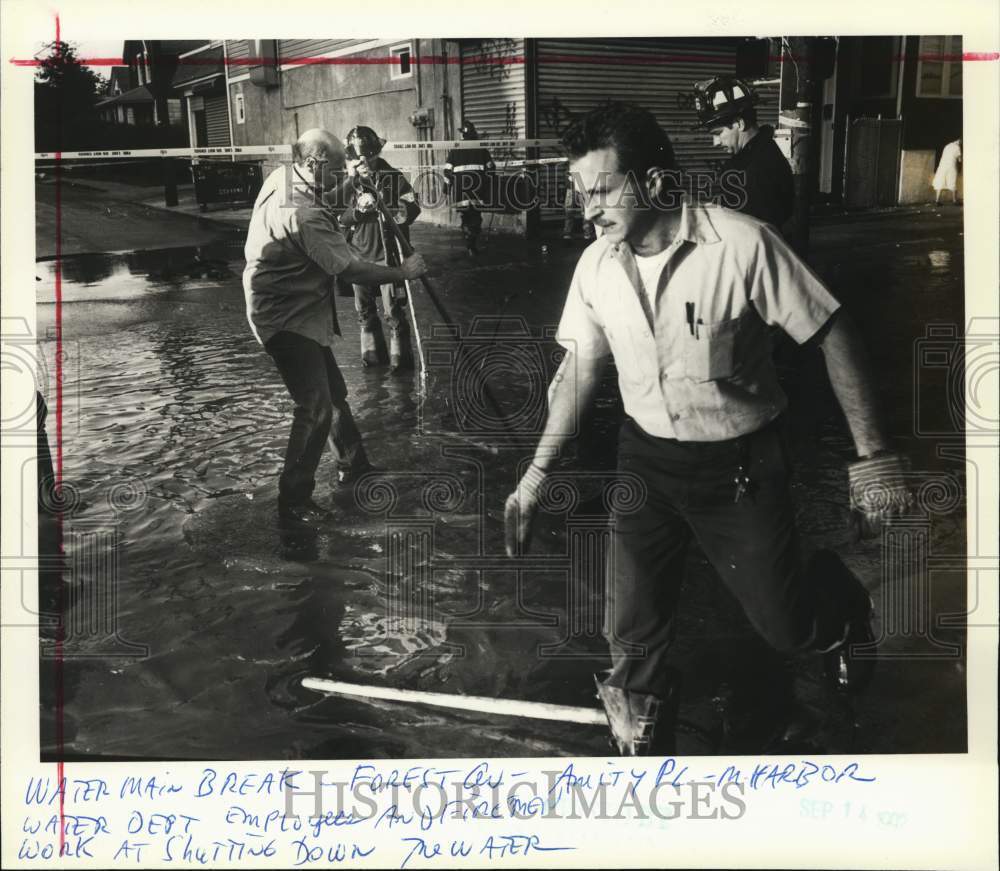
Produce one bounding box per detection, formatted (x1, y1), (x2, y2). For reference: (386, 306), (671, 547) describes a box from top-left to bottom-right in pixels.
(932, 138), (962, 204)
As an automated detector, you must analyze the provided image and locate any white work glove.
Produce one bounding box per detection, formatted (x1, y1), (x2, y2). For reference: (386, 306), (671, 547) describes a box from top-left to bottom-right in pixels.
(504, 463), (547, 557)
(355, 191), (378, 215)
(847, 452), (914, 539)
(347, 158), (372, 179)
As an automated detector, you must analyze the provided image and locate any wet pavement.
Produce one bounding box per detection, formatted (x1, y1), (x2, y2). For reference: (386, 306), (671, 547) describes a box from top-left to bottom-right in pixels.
(36, 199), (968, 760)
(35, 178), (239, 258)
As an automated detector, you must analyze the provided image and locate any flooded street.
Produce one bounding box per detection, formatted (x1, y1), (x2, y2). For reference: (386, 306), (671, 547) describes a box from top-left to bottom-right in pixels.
(36, 194), (969, 760)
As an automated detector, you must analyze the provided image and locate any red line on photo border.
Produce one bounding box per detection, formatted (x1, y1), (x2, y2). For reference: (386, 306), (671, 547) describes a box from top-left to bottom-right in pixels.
(51, 12), (66, 860)
(8, 51), (1000, 68)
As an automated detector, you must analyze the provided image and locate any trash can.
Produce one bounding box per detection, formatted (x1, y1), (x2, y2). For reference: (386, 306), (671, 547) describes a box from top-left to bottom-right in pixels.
(190, 161), (263, 211)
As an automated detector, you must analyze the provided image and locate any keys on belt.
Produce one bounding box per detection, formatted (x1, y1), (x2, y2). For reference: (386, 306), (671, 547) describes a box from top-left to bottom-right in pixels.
(733, 468), (752, 503)
(733, 436), (753, 503)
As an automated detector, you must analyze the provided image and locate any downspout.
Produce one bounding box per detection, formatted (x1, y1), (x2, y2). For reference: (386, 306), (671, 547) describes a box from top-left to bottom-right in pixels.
(414, 40), (424, 179)
(441, 42), (451, 140)
(895, 35), (906, 119)
(223, 40), (235, 161)
(414, 39), (422, 107)
(894, 36), (906, 203)
(141, 40), (155, 123)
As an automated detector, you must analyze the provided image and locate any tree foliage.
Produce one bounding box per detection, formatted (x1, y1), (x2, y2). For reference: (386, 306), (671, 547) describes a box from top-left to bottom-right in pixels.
(34, 41), (109, 151)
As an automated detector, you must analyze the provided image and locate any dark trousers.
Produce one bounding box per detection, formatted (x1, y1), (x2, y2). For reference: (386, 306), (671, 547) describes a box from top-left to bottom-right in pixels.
(605, 416), (852, 696)
(353, 283), (407, 333)
(265, 331), (367, 508)
(459, 207), (482, 243)
(36, 392), (56, 511)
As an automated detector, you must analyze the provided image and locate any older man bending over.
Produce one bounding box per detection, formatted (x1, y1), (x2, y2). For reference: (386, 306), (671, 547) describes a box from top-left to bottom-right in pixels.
(244, 128), (427, 525)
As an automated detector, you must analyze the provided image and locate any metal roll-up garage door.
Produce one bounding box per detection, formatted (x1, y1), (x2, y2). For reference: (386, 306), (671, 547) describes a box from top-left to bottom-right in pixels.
(204, 94), (230, 147)
(460, 39), (526, 144)
(756, 82), (780, 130)
(459, 40), (528, 215)
(536, 38), (741, 168)
(535, 39), (748, 221)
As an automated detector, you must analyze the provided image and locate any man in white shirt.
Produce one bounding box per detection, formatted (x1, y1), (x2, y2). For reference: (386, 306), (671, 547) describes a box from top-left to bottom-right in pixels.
(504, 103), (913, 755)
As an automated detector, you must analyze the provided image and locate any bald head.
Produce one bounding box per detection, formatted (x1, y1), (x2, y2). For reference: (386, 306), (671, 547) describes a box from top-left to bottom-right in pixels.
(293, 128), (345, 166)
(292, 128), (347, 194)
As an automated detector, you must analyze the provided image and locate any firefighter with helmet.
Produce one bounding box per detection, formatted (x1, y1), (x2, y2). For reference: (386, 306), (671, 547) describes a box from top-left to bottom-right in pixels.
(443, 119), (495, 256)
(338, 125), (421, 370)
(692, 75), (794, 232)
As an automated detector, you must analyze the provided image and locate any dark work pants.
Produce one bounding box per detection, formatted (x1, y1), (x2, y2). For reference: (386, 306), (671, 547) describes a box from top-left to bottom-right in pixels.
(605, 416), (851, 697)
(265, 331), (367, 508)
(459, 206), (482, 243)
(36, 392), (56, 511)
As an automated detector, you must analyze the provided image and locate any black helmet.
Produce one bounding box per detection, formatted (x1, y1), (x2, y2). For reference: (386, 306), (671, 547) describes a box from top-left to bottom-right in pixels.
(692, 76), (758, 128)
(345, 125), (386, 160)
(459, 119), (479, 140)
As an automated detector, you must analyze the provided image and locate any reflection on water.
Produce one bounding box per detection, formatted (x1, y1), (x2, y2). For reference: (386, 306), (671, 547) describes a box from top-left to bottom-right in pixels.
(37, 242), (243, 304)
(37, 245), (610, 760)
(37, 231), (968, 760)
(927, 249), (952, 270)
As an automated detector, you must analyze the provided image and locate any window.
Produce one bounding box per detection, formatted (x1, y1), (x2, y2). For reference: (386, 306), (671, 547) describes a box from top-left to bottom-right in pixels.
(916, 35), (962, 98)
(234, 91), (245, 125)
(390, 43), (412, 80)
(167, 99), (183, 126)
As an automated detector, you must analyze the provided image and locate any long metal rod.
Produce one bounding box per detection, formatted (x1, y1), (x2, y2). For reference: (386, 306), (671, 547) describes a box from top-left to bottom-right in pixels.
(355, 174), (512, 434)
(392, 232), (428, 394)
(302, 677), (607, 726)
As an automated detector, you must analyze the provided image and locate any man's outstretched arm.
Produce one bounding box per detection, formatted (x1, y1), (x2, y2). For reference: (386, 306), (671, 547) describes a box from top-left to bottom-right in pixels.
(817, 310), (889, 458)
(817, 310), (913, 535)
(339, 256), (425, 286)
(504, 349), (606, 556)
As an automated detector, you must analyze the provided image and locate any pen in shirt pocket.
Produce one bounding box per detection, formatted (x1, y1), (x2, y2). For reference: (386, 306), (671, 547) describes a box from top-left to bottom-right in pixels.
(686, 302), (695, 337)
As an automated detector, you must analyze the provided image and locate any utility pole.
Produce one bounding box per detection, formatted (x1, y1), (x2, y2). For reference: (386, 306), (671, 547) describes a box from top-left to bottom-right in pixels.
(778, 36), (820, 255)
(148, 41), (179, 207)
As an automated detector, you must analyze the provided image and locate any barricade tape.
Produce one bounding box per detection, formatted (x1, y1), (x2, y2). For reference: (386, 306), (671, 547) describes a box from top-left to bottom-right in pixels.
(34, 156), (568, 173)
(34, 145), (290, 160)
(35, 132), (715, 162)
(33, 153), (572, 175)
(33, 139), (564, 161)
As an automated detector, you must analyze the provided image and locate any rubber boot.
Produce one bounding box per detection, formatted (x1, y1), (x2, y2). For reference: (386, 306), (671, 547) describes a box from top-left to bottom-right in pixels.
(389, 328), (414, 373)
(811, 549), (877, 695)
(594, 672), (680, 756)
(360, 323), (388, 368)
(462, 226), (479, 257)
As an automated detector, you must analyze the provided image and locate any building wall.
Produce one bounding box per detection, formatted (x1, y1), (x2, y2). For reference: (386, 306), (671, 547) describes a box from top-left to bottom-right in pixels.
(899, 35), (963, 154)
(831, 35), (963, 204)
(829, 37), (898, 203)
(229, 40), (417, 162)
(228, 39), (424, 142)
(227, 38), (463, 226)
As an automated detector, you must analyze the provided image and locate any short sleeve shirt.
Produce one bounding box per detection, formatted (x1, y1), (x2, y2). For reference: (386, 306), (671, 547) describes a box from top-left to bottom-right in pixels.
(556, 202), (840, 441)
(243, 166), (359, 347)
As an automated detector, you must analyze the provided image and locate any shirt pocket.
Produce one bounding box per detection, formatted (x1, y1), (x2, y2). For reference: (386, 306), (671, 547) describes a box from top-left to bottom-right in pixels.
(683, 315), (740, 382)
